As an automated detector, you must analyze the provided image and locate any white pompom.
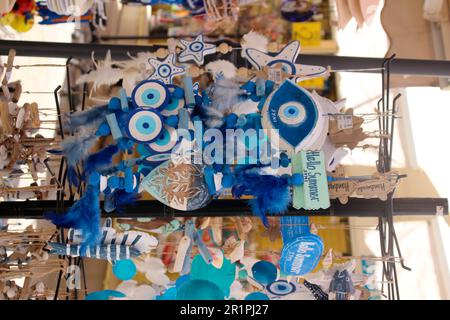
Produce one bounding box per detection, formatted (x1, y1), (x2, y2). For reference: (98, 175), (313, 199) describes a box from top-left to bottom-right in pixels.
(241, 31), (269, 58)
(206, 60), (237, 80)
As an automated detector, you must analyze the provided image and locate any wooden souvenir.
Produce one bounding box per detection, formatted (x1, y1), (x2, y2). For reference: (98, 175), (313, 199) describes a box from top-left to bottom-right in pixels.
(210, 217), (223, 245)
(328, 179), (358, 204)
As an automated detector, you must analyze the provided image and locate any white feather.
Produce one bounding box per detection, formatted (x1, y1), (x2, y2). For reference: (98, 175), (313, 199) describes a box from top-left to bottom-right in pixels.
(241, 31), (268, 59)
(206, 60), (237, 80)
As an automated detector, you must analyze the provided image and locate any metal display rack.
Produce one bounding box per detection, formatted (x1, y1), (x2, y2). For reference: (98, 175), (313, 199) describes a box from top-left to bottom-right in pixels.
(0, 40), (449, 300)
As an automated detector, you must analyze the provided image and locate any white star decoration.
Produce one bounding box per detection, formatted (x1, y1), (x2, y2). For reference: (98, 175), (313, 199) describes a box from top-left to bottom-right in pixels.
(245, 41), (328, 80)
(148, 53), (186, 85)
(178, 35), (217, 66)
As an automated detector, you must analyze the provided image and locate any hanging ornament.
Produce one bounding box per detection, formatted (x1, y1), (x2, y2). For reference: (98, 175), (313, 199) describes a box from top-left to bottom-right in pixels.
(260, 79), (328, 153)
(178, 35), (217, 66)
(148, 53), (186, 85)
(244, 40), (328, 80)
(140, 161), (211, 211)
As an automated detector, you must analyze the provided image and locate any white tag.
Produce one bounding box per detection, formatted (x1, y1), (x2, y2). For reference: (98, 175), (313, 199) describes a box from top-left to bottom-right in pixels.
(337, 115), (353, 130)
(268, 68), (283, 84)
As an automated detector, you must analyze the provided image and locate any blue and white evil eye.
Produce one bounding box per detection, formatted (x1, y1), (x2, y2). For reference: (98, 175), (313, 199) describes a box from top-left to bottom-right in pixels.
(189, 41), (204, 52)
(158, 64), (172, 78)
(126, 109), (163, 143)
(268, 60), (296, 75)
(266, 280), (296, 296)
(278, 102), (306, 126)
(161, 85), (185, 117)
(146, 125), (178, 153)
(132, 80), (169, 110)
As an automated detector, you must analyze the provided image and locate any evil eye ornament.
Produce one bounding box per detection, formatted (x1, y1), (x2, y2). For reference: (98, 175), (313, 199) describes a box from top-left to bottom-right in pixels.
(132, 80), (169, 110)
(160, 85), (185, 117)
(261, 79), (327, 153)
(267, 280), (297, 296)
(178, 35), (217, 66)
(146, 126), (178, 153)
(126, 109), (163, 143)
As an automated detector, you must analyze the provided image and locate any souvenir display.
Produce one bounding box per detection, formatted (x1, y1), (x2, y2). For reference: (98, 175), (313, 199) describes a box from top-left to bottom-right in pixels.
(0, 0), (446, 303)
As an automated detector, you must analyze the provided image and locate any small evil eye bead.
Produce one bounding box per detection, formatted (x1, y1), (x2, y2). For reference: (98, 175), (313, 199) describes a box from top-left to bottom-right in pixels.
(280, 153), (290, 168)
(95, 122), (111, 136)
(165, 115), (179, 127)
(291, 174), (304, 186)
(108, 97), (121, 110)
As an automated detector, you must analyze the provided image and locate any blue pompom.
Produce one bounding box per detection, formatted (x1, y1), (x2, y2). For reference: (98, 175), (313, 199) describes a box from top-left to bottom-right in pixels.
(108, 97), (121, 110)
(165, 115), (179, 127)
(291, 174), (304, 186)
(221, 174), (234, 188)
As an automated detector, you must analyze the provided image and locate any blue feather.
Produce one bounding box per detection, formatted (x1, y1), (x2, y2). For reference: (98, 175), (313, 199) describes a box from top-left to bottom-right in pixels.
(65, 105), (108, 132)
(232, 173), (291, 227)
(44, 183), (101, 247)
(83, 145), (119, 179)
(61, 134), (97, 186)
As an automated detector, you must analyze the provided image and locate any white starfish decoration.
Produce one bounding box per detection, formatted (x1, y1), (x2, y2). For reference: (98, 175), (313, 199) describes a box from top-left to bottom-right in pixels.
(148, 53), (186, 85)
(178, 35), (217, 66)
(245, 41), (328, 80)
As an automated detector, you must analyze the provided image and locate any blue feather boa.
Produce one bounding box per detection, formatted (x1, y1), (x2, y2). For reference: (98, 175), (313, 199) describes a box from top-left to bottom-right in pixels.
(232, 172), (291, 227)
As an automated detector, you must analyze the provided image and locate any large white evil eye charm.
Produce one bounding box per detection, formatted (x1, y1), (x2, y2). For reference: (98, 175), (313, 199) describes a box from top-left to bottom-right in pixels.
(146, 125), (178, 153)
(267, 280), (297, 296)
(261, 79), (327, 153)
(131, 80), (169, 110)
(161, 85), (185, 117)
(126, 109), (163, 143)
(142, 153), (172, 166)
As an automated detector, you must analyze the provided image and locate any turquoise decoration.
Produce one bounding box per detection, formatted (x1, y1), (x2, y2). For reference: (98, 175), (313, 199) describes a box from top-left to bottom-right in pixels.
(126, 109), (163, 143)
(106, 113), (123, 140)
(190, 254), (236, 294)
(182, 76), (196, 107)
(261, 80), (327, 153)
(245, 292), (270, 300)
(178, 34), (217, 66)
(279, 216), (324, 276)
(112, 259), (137, 280)
(176, 280), (224, 300)
(85, 290), (126, 300)
(148, 53), (186, 85)
(119, 88), (129, 112)
(131, 80), (169, 110)
(251, 261), (278, 285)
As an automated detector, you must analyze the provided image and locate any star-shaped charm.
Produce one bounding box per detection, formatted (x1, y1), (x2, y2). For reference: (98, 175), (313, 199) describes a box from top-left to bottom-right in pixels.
(148, 53), (186, 85)
(178, 35), (217, 66)
(245, 41), (328, 80)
